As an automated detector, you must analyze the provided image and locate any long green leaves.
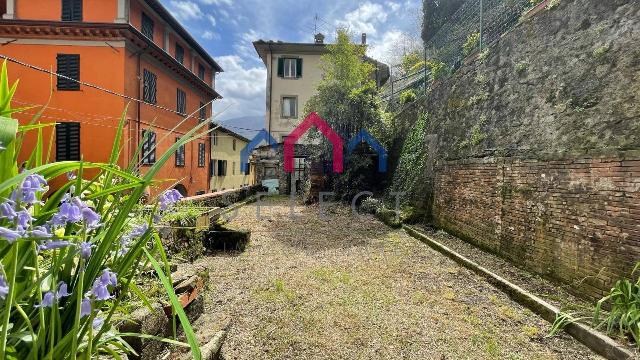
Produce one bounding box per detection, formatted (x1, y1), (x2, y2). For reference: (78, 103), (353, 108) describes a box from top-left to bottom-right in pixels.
(143, 249), (201, 360)
(0, 58), (209, 359)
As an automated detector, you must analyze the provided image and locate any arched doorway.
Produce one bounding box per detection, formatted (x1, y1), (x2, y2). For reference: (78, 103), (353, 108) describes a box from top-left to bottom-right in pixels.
(173, 184), (188, 197)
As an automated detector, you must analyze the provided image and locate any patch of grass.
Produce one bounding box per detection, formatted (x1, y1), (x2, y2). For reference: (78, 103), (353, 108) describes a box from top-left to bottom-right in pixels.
(593, 44), (609, 59)
(442, 289), (456, 301)
(411, 291), (429, 305)
(464, 32), (481, 56)
(515, 61), (528, 74)
(468, 91), (489, 106)
(255, 278), (297, 302)
(309, 267), (352, 287)
(546, 0), (560, 9)
(522, 325), (540, 338)
(499, 305), (521, 320)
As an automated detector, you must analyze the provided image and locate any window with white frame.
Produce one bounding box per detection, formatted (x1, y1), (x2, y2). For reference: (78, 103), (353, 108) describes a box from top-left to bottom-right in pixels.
(283, 58), (297, 78)
(281, 96), (297, 118)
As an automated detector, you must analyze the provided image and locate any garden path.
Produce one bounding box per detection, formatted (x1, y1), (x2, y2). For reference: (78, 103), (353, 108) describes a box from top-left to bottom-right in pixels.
(185, 198), (602, 359)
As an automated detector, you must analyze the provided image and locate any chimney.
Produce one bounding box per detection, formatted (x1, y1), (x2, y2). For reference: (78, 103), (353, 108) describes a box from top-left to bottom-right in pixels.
(361, 33), (367, 45)
(314, 33), (325, 44)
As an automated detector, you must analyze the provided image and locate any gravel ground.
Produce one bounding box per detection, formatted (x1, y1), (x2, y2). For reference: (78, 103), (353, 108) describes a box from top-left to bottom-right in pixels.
(181, 198), (603, 359)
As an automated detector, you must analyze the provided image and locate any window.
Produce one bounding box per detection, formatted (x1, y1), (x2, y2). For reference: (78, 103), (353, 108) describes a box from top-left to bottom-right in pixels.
(141, 130), (156, 165)
(175, 44), (184, 64)
(198, 64), (205, 80)
(199, 101), (206, 122)
(232, 139), (236, 151)
(195, 190), (205, 196)
(143, 69), (157, 104)
(277, 57), (302, 78)
(198, 143), (206, 167)
(56, 54), (80, 91)
(175, 138), (185, 167)
(212, 131), (217, 146)
(217, 160), (227, 176)
(176, 89), (186, 114)
(61, 0), (82, 21)
(210, 158), (216, 177)
(245, 163), (250, 175)
(232, 161), (235, 175)
(55, 122), (80, 161)
(141, 12), (154, 40)
(281, 96), (297, 118)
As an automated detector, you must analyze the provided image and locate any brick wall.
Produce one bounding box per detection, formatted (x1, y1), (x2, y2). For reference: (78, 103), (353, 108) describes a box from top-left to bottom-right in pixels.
(433, 151), (640, 300)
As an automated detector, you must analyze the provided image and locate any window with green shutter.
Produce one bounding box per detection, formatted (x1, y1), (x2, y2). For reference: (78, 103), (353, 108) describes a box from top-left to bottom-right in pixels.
(141, 130), (156, 165)
(143, 69), (157, 104)
(56, 54), (80, 90)
(175, 137), (185, 167)
(199, 101), (206, 122)
(141, 13), (154, 40)
(175, 44), (184, 64)
(61, 0), (82, 21)
(55, 122), (80, 161)
(176, 89), (186, 114)
(198, 143), (206, 167)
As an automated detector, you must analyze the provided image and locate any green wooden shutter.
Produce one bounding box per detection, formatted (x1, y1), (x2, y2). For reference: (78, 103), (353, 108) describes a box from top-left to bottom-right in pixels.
(296, 58), (302, 78)
(277, 58), (284, 77)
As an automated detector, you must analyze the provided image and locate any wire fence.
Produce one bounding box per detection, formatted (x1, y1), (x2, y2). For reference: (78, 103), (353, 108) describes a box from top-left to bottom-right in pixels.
(382, 0), (537, 104)
(425, 0), (532, 69)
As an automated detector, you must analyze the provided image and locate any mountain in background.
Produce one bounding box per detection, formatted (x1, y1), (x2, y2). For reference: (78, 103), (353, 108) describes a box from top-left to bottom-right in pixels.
(217, 115), (263, 139)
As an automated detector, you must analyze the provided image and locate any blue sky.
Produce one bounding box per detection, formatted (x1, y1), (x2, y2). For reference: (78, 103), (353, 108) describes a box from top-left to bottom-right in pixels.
(160, 0), (422, 125)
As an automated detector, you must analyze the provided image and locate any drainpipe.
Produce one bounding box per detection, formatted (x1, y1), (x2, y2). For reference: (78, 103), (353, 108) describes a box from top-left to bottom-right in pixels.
(267, 43), (273, 145)
(136, 51), (142, 166)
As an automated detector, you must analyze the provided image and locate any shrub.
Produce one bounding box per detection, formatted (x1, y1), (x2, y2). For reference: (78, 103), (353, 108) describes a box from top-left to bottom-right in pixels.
(549, 262), (640, 347)
(359, 197), (382, 214)
(399, 89), (417, 105)
(515, 61), (529, 74)
(463, 32), (481, 56)
(593, 263), (640, 344)
(0, 61), (203, 359)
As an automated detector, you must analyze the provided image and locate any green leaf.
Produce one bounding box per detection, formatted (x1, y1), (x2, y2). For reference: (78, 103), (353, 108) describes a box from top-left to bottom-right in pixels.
(143, 249), (201, 360)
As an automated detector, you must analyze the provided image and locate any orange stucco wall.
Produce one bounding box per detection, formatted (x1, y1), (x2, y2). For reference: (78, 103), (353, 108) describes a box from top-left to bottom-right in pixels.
(126, 51), (212, 196)
(3, 0), (218, 197)
(3, 42), (127, 190)
(15, 0), (118, 22)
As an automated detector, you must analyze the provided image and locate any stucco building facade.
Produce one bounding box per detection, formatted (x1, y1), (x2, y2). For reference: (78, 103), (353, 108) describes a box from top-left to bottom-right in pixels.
(0, 0), (222, 196)
(210, 126), (255, 192)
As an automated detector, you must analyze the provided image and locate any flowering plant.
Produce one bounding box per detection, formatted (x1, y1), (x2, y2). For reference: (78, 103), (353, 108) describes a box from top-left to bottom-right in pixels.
(0, 62), (204, 359)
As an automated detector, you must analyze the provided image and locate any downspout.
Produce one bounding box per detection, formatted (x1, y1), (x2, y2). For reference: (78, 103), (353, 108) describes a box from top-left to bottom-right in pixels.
(136, 51), (142, 166)
(268, 43), (273, 145)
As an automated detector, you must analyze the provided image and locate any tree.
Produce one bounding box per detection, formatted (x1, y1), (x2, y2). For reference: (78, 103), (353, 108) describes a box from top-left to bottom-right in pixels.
(304, 29), (386, 200)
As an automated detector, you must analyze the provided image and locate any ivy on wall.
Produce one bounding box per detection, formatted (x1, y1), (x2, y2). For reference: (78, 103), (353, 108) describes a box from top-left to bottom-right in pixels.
(388, 111), (429, 205)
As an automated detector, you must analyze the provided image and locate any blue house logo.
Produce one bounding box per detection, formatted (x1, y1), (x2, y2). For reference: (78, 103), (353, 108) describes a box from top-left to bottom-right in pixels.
(346, 129), (388, 172)
(240, 129), (277, 174)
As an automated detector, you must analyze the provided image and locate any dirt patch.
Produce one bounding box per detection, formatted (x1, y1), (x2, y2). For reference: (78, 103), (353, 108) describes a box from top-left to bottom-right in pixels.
(180, 198), (602, 359)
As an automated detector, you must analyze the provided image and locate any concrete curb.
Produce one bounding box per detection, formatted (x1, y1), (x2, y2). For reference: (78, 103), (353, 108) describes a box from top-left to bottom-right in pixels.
(200, 323), (231, 360)
(402, 224), (635, 360)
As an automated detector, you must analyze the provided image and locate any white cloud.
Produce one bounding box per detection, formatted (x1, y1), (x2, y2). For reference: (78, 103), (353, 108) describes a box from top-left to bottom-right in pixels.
(214, 55), (266, 120)
(200, 0), (234, 5)
(386, 1), (401, 12)
(169, 0), (202, 21)
(233, 29), (264, 60)
(367, 29), (404, 64)
(207, 14), (217, 27)
(201, 30), (218, 40)
(335, 2), (388, 35)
